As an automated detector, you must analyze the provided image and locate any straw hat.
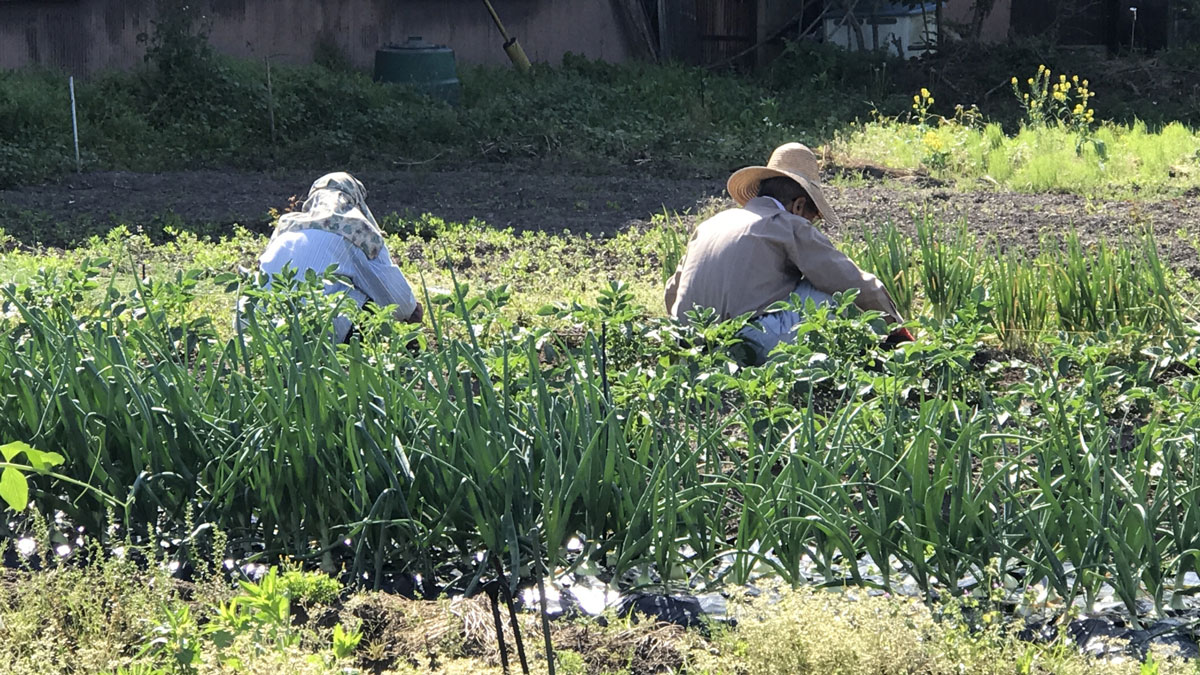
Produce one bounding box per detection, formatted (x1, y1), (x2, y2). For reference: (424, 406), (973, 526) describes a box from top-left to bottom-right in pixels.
(727, 143), (840, 227)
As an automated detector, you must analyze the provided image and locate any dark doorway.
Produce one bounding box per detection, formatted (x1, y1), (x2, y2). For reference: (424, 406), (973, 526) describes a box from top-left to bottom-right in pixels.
(1009, 0), (1171, 51)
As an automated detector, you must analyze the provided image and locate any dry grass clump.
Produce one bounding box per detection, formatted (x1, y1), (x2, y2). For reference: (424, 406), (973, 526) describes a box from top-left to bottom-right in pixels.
(343, 592), (694, 674)
(551, 619), (690, 674)
(343, 593), (487, 671)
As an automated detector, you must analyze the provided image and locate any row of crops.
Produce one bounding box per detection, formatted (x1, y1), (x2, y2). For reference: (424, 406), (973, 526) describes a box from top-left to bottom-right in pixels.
(1, 220), (1198, 625)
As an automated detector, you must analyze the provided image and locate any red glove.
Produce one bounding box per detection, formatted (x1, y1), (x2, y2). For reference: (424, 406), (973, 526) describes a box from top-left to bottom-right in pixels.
(884, 326), (915, 347)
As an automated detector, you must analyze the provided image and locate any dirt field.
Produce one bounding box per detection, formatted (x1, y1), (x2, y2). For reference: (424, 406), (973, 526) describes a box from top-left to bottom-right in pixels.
(2, 166), (1197, 275)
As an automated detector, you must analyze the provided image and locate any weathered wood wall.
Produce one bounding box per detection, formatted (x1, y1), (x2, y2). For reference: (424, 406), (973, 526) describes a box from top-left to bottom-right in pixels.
(0, 0), (638, 76)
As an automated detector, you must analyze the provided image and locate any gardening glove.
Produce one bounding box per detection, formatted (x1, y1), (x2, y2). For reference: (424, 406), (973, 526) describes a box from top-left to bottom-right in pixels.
(407, 302), (424, 325)
(883, 326), (915, 349)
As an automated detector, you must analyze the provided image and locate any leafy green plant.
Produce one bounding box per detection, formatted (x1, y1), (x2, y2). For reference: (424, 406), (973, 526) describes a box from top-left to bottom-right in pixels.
(0, 441), (65, 512)
(280, 567), (343, 606)
(2, 210), (1200, 638)
(331, 622), (363, 661)
(210, 568), (297, 653)
(0, 440), (121, 516)
(146, 604), (202, 674)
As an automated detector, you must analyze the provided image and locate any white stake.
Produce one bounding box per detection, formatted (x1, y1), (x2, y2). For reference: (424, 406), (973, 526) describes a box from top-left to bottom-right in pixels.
(69, 75), (81, 172)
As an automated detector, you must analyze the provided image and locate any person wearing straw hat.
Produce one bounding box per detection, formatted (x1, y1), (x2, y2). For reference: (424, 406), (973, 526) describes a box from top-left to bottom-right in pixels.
(664, 143), (912, 364)
(257, 172), (422, 343)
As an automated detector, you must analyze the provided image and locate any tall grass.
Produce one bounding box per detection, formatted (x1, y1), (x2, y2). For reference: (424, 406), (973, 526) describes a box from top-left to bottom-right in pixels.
(832, 118), (1200, 198)
(859, 223), (915, 319)
(989, 249), (1049, 352)
(915, 217), (979, 322)
(854, 217), (1189, 352)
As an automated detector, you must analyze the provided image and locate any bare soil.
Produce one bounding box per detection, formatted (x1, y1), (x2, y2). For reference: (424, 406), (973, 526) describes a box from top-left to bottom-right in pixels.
(1, 166), (1197, 275)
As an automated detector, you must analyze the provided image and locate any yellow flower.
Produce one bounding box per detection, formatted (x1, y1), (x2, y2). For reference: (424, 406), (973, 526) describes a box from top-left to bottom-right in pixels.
(914, 94), (921, 103)
(1059, 74), (1067, 83)
(1011, 76), (1018, 85)
(923, 131), (944, 152)
(1027, 78), (1035, 85)
(1038, 64), (1046, 73)
(928, 98), (935, 105)
(1072, 75), (1080, 83)
(920, 88), (931, 98)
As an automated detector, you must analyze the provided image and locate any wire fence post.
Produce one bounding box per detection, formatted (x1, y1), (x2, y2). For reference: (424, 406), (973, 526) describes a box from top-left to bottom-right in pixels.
(69, 75), (81, 172)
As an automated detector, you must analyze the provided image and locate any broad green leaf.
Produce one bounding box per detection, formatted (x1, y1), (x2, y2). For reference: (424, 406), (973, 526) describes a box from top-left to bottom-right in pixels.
(0, 467), (29, 512)
(0, 442), (64, 472)
(0, 441), (29, 462)
(23, 448), (65, 473)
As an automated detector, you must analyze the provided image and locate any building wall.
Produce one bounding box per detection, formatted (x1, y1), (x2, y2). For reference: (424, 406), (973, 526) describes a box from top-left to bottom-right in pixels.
(943, 0), (1013, 43)
(0, 0), (637, 76)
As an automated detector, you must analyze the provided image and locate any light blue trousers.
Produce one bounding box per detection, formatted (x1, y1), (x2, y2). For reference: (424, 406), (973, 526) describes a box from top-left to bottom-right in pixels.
(736, 280), (835, 364)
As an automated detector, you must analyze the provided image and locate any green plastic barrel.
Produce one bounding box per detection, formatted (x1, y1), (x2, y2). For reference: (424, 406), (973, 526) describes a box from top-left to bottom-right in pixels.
(373, 36), (461, 106)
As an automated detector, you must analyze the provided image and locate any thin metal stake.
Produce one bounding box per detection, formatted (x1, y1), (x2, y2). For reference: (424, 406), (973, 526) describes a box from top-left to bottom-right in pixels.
(493, 557), (530, 674)
(488, 582), (512, 675)
(69, 76), (81, 172)
(534, 534), (556, 675)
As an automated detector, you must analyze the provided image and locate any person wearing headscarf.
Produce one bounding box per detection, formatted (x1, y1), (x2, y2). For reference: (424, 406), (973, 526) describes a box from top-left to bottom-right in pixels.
(664, 143), (912, 364)
(258, 172), (421, 342)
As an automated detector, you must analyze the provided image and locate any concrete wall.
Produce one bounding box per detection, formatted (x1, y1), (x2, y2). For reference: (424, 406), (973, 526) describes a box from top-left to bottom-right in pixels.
(0, 0), (638, 76)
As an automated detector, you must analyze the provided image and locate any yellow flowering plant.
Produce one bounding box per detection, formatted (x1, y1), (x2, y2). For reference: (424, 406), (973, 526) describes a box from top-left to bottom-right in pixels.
(909, 87), (949, 171)
(1010, 65), (1105, 158)
(911, 87), (935, 129)
(1010, 64), (1054, 128)
(922, 129), (951, 172)
(904, 88), (979, 174)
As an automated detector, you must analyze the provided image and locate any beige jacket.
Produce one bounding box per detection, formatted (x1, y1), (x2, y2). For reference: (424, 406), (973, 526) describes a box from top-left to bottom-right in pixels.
(664, 197), (902, 324)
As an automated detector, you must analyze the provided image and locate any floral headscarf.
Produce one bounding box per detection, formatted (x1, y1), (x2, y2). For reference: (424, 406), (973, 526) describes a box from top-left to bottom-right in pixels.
(270, 172), (386, 259)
